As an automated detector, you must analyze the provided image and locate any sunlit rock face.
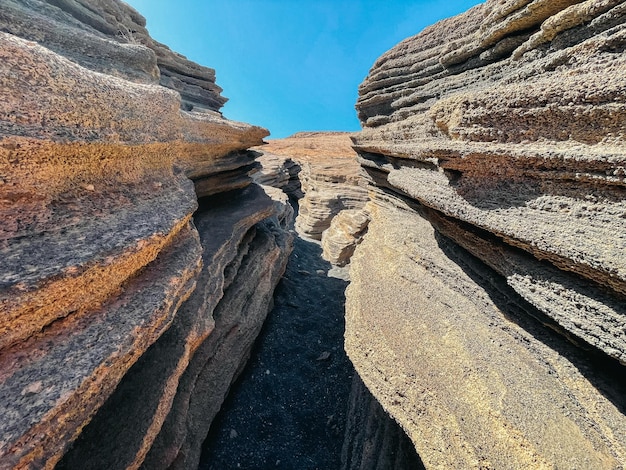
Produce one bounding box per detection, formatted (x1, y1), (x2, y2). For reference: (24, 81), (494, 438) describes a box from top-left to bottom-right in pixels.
(321, 207), (370, 267)
(254, 132), (369, 240)
(347, 0), (626, 468)
(0, 1), (292, 469)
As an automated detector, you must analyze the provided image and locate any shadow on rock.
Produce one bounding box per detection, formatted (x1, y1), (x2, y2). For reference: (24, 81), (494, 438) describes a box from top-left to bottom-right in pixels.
(200, 236), (353, 470)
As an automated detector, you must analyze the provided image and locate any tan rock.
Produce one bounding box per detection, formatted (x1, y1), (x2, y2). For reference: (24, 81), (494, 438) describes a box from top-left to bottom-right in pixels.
(321, 207), (370, 266)
(252, 153), (303, 198)
(255, 132), (369, 240)
(0, 2), (291, 469)
(1, 222), (202, 469)
(350, 0), (626, 466)
(0, 0), (226, 110)
(346, 202), (626, 469)
(57, 185), (293, 470)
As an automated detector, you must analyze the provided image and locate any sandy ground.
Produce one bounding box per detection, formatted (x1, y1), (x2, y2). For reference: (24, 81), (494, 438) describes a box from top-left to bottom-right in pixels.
(199, 235), (354, 470)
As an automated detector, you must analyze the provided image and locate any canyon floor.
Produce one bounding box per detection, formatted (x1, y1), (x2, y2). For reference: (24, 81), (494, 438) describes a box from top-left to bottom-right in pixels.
(199, 230), (354, 469)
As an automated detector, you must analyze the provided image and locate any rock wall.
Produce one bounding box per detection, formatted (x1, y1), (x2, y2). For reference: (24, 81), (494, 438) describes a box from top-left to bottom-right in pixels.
(341, 375), (424, 470)
(348, 0), (626, 468)
(254, 132), (369, 241)
(0, 1), (292, 469)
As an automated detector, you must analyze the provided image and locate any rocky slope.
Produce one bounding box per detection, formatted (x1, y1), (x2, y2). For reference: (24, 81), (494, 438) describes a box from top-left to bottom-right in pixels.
(0, 1), (292, 469)
(348, 0), (626, 468)
(253, 132), (369, 241)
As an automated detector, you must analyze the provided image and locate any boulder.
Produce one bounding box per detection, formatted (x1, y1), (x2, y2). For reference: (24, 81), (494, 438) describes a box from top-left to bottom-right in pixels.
(321, 207), (370, 267)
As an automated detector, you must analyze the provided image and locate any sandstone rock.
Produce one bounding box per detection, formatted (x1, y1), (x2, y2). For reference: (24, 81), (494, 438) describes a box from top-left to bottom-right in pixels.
(1, 222), (202, 469)
(0, 0), (226, 111)
(57, 185), (293, 470)
(254, 132), (369, 240)
(252, 152), (303, 199)
(0, 2), (292, 469)
(346, 202), (626, 469)
(349, 0), (626, 467)
(321, 207), (370, 267)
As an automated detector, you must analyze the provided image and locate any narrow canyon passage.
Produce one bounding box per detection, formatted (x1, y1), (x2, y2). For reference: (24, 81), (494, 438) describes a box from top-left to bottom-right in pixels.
(199, 234), (354, 469)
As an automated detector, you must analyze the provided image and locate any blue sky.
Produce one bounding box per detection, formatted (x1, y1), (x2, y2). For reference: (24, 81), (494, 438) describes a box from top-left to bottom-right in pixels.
(124, 0), (482, 138)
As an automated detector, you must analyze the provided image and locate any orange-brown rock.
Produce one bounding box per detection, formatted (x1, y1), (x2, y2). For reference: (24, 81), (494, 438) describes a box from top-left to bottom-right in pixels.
(348, 0), (626, 467)
(0, 1), (292, 469)
(255, 132), (369, 240)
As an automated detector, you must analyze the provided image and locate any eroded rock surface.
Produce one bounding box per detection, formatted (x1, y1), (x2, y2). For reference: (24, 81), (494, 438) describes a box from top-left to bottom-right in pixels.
(0, 2), (291, 469)
(321, 207), (370, 267)
(254, 132), (369, 240)
(348, 0), (626, 467)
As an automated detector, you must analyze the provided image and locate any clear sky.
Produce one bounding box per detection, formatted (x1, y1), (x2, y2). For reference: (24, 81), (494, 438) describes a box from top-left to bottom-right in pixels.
(124, 0), (482, 138)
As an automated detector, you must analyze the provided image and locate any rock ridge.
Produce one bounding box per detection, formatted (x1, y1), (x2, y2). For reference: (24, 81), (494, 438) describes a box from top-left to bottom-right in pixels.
(0, 0), (227, 111)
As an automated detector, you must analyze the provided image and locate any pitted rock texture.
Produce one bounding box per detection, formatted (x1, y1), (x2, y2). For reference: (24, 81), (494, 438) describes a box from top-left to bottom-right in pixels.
(57, 185), (293, 470)
(349, 0), (626, 467)
(321, 207), (370, 267)
(0, 0), (226, 111)
(254, 132), (369, 240)
(346, 201), (626, 469)
(0, 2), (292, 469)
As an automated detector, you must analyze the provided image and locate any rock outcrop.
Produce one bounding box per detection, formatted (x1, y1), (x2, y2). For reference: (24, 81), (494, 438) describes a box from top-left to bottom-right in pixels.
(252, 151), (303, 199)
(321, 208), (370, 267)
(341, 375), (424, 470)
(0, 1), (292, 469)
(347, 0), (626, 468)
(254, 132), (369, 240)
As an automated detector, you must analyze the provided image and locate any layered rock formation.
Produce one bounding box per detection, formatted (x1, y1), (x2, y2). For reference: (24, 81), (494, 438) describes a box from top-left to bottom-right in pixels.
(254, 132), (369, 240)
(321, 208), (370, 267)
(348, 0), (626, 468)
(252, 151), (303, 199)
(0, 1), (292, 469)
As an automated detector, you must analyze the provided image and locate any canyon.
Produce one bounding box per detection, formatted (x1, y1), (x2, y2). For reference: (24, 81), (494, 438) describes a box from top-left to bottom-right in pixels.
(0, 0), (625, 469)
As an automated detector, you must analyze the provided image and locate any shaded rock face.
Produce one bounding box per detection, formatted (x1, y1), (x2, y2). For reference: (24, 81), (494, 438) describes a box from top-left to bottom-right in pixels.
(0, 2), (292, 469)
(341, 375), (424, 470)
(254, 132), (369, 241)
(348, 0), (626, 468)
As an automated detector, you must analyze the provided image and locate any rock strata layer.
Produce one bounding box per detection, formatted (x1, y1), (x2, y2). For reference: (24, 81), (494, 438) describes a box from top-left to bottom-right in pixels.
(0, 2), (291, 469)
(254, 132), (369, 240)
(348, 0), (626, 468)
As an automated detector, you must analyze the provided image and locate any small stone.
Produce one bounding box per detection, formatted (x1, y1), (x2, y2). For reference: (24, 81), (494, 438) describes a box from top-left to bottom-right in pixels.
(316, 351), (331, 361)
(21, 381), (43, 396)
(229, 429), (238, 439)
